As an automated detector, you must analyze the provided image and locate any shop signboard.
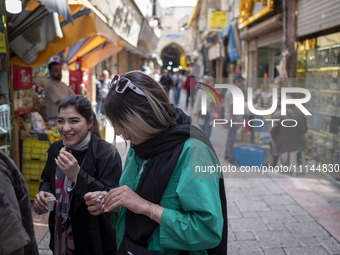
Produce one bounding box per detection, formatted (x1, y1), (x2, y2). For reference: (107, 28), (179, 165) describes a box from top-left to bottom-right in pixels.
(208, 43), (223, 61)
(69, 70), (88, 95)
(82, 70), (89, 85)
(69, 70), (82, 94)
(12, 66), (33, 115)
(12, 66), (32, 90)
(161, 34), (185, 39)
(0, 32), (6, 53)
(238, 0), (274, 29)
(90, 0), (142, 48)
(208, 9), (227, 31)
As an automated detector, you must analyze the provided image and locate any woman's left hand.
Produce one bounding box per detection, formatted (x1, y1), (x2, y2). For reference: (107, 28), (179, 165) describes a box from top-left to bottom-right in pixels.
(55, 151), (80, 182)
(84, 191), (107, 216)
(103, 185), (148, 215)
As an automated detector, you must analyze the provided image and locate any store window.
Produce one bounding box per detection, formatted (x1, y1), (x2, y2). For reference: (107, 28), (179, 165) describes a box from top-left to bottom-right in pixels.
(297, 31), (340, 179)
(0, 5), (12, 156)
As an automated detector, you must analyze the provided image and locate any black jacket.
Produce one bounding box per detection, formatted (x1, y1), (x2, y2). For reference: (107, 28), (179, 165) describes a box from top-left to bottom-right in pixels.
(40, 135), (122, 254)
(159, 75), (173, 92)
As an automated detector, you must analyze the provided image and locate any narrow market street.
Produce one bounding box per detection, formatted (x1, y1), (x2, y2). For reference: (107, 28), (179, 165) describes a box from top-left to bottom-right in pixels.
(33, 90), (340, 255)
(2, 0), (340, 254)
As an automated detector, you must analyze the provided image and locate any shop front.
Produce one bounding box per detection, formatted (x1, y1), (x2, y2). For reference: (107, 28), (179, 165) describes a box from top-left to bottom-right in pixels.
(297, 33), (340, 179)
(239, 2), (284, 152)
(296, 0), (340, 180)
(207, 42), (224, 79)
(3, 0), (122, 198)
(0, 1), (12, 159)
(240, 13), (283, 90)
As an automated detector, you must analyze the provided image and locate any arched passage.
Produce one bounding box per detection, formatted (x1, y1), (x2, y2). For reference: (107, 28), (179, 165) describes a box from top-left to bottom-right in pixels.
(160, 43), (185, 72)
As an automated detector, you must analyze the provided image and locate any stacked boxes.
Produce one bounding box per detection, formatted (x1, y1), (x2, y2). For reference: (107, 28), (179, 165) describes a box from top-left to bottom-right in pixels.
(22, 140), (49, 161)
(22, 140), (49, 200)
(234, 144), (265, 166)
(22, 161), (46, 181)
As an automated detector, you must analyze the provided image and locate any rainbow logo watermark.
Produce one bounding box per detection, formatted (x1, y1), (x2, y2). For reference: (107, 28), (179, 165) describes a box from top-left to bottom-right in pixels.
(197, 82), (223, 115)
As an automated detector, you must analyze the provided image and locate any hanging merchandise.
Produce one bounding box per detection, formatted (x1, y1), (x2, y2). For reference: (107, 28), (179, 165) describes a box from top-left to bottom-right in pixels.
(276, 54), (288, 78)
(30, 112), (46, 132)
(47, 126), (61, 144)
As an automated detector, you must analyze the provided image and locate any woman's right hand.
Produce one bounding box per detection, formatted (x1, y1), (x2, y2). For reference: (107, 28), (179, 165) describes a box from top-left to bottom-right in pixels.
(84, 192), (106, 216)
(34, 191), (55, 214)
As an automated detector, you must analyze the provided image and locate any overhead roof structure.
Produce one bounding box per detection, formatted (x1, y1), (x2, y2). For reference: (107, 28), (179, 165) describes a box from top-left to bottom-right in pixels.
(8, 0), (121, 69)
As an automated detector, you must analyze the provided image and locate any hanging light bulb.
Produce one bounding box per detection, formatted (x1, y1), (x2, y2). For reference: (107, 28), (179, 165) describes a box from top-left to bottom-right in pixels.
(5, 0), (22, 14)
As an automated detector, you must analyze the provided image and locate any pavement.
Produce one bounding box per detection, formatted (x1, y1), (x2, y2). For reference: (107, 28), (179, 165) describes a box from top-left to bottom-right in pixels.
(33, 89), (340, 254)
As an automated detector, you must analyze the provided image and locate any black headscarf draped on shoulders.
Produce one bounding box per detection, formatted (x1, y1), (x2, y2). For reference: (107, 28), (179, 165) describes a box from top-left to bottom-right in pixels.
(123, 107), (227, 255)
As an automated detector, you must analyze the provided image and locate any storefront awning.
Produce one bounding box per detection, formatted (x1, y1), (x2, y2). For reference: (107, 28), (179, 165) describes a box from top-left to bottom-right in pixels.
(10, 1), (121, 68)
(65, 16), (122, 70)
(219, 24), (231, 39)
(239, 14), (282, 41)
(137, 19), (159, 54)
(37, 0), (74, 24)
(220, 21), (241, 62)
(187, 0), (200, 27)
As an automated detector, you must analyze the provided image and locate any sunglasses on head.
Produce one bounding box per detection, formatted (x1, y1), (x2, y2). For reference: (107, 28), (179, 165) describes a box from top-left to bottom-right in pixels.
(110, 75), (145, 96)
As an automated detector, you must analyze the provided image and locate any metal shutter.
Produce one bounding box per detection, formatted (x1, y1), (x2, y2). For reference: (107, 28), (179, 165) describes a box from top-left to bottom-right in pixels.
(297, 0), (340, 37)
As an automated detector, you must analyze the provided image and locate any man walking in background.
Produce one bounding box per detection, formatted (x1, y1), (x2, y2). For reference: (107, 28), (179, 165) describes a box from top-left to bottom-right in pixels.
(224, 75), (245, 164)
(159, 69), (173, 96)
(171, 71), (184, 106)
(95, 73), (103, 115)
(270, 97), (307, 166)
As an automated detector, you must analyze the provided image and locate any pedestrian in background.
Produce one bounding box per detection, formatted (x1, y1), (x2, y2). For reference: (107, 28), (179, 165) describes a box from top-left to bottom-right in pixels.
(98, 70), (111, 115)
(84, 71), (227, 254)
(171, 70), (184, 106)
(34, 95), (122, 255)
(193, 75), (215, 138)
(270, 97), (307, 166)
(183, 69), (197, 110)
(0, 150), (39, 255)
(159, 69), (173, 96)
(44, 61), (75, 125)
(95, 73), (103, 115)
(224, 75), (245, 164)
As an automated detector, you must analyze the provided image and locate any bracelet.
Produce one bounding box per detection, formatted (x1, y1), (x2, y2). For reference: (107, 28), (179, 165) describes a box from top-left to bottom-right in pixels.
(150, 204), (159, 220)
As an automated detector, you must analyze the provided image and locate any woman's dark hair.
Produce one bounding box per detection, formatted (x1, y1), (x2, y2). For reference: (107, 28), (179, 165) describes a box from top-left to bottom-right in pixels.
(103, 71), (175, 141)
(58, 95), (100, 137)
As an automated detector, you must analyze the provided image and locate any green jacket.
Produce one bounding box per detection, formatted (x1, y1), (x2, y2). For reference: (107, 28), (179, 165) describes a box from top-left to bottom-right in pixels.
(112, 138), (223, 254)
